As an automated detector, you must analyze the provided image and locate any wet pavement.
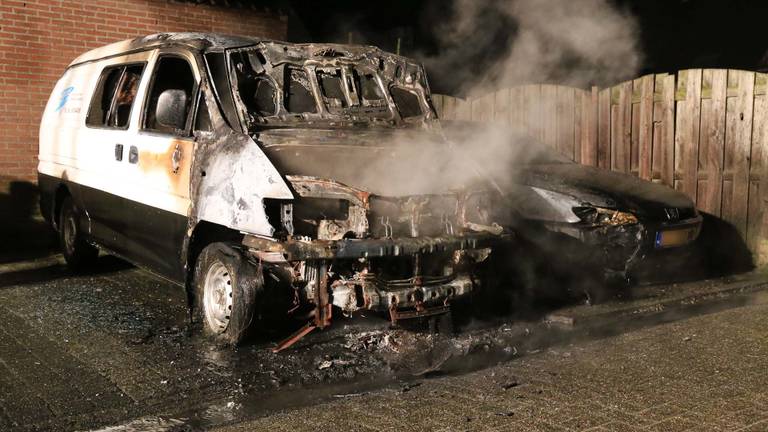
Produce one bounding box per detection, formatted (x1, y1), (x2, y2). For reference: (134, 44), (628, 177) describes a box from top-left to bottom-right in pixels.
(0, 253), (767, 431)
(220, 290), (768, 432)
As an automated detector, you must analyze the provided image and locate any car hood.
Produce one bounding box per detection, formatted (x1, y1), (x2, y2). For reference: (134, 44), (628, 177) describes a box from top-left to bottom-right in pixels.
(517, 163), (695, 219)
(256, 128), (486, 197)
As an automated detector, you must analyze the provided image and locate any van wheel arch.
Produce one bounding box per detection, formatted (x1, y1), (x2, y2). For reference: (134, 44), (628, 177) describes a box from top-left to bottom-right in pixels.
(185, 220), (245, 307)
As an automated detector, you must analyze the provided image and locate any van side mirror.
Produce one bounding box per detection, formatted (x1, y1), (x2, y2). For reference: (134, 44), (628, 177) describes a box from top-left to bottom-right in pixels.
(156, 89), (188, 130)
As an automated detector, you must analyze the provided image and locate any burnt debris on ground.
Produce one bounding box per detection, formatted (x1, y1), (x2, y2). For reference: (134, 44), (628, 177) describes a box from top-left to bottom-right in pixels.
(0, 254), (765, 431)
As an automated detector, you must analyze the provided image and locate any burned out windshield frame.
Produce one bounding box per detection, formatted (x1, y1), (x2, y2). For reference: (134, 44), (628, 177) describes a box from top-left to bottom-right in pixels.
(224, 43), (437, 130)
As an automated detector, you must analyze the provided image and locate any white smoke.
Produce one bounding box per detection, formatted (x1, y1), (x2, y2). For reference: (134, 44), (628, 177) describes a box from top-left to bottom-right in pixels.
(423, 0), (642, 95)
(301, 0), (645, 196)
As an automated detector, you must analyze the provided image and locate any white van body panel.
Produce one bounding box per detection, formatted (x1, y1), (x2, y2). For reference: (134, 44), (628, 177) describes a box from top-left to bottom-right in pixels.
(38, 47), (292, 238)
(196, 135), (293, 237)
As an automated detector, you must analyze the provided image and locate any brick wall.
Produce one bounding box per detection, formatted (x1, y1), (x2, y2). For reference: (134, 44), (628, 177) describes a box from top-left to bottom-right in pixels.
(0, 0), (287, 190)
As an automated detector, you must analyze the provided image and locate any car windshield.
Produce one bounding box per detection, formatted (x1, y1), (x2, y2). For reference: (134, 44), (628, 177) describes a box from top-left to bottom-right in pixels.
(226, 44), (432, 129)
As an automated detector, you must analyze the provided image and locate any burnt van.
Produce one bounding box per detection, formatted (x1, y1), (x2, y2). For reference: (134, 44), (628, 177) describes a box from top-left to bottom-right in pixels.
(38, 33), (509, 347)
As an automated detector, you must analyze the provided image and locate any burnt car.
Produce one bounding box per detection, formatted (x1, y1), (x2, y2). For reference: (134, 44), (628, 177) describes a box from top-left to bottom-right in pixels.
(443, 122), (703, 292)
(38, 33), (510, 347)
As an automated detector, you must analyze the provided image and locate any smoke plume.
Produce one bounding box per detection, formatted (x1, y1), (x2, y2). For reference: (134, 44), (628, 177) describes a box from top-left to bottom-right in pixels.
(326, 0), (645, 199)
(421, 0), (642, 95)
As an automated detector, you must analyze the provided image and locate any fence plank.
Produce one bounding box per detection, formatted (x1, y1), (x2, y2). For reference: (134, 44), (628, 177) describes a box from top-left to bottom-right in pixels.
(723, 70), (755, 237)
(542, 85), (558, 148)
(697, 69), (727, 216)
(652, 74), (675, 186)
(580, 86), (599, 166)
(494, 89), (510, 124)
(597, 88), (611, 169)
(611, 81), (632, 172)
(638, 74), (655, 180)
(522, 85), (543, 142)
(432, 94), (444, 118)
(748, 181), (762, 253)
(749, 73), (768, 251)
(441, 95), (457, 120)
(455, 96), (471, 121)
(574, 91), (583, 164)
(674, 69), (702, 197)
(509, 87), (524, 131)
(471, 93), (494, 122)
(556, 86), (575, 159)
(631, 81), (641, 175)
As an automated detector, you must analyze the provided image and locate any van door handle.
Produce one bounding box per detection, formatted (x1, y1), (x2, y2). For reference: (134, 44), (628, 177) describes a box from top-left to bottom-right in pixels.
(114, 144), (124, 161)
(128, 146), (138, 164)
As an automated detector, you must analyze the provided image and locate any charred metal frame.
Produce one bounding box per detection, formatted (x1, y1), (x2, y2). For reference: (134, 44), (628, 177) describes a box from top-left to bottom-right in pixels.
(243, 232), (505, 261)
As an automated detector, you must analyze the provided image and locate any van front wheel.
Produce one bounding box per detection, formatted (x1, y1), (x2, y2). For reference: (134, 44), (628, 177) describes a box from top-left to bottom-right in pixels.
(193, 243), (261, 345)
(59, 197), (98, 271)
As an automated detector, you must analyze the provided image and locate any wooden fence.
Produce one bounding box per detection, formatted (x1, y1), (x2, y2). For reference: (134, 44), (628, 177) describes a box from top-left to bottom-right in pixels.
(432, 69), (768, 261)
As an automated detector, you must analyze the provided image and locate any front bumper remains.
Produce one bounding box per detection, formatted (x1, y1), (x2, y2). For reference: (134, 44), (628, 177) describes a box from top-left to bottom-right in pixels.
(242, 232), (507, 313)
(245, 232), (509, 352)
(331, 273), (475, 313)
(242, 232), (506, 261)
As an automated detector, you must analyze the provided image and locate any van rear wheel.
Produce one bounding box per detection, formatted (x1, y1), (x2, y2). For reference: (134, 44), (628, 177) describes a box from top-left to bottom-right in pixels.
(59, 197), (98, 271)
(193, 243), (262, 345)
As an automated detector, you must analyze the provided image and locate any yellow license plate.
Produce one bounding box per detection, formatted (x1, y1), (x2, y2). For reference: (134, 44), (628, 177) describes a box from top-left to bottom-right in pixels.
(655, 228), (696, 248)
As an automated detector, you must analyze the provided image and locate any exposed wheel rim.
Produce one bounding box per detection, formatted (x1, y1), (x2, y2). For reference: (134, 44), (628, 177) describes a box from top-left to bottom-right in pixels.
(63, 211), (77, 256)
(203, 261), (233, 334)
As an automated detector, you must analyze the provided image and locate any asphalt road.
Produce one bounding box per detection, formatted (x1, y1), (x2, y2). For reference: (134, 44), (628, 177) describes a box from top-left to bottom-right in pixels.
(0, 253), (766, 431)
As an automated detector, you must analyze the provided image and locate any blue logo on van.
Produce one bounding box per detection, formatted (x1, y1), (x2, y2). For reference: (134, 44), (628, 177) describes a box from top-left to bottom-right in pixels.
(55, 86), (75, 112)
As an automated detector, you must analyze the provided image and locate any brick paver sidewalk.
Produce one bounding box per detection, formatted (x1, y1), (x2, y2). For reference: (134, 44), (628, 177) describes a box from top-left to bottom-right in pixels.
(218, 295), (768, 432)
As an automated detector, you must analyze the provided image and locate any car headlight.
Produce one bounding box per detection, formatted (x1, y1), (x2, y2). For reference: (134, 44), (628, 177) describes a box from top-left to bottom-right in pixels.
(572, 206), (638, 226)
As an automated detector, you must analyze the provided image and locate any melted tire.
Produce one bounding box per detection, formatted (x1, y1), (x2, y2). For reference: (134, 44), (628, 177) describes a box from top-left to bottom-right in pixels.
(193, 242), (262, 345)
(58, 197), (98, 271)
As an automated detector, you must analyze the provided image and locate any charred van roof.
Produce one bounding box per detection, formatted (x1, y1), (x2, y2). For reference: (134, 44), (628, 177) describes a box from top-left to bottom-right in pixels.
(67, 32), (395, 69)
(68, 32), (260, 67)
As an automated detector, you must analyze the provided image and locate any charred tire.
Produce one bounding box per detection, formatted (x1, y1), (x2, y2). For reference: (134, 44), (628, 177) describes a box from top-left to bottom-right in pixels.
(193, 242), (262, 345)
(58, 196), (98, 271)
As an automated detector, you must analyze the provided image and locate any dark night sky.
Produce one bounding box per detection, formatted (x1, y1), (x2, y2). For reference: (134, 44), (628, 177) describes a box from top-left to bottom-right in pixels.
(284, 0), (768, 94)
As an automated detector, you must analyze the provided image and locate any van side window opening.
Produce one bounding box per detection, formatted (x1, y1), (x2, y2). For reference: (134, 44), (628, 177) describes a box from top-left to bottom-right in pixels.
(316, 68), (387, 114)
(317, 70), (346, 109)
(390, 87), (423, 118)
(284, 67), (317, 114)
(112, 65), (144, 127)
(232, 51), (276, 117)
(359, 72), (384, 102)
(252, 79), (277, 116)
(86, 64), (144, 128)
(144, 56), (196, 135)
